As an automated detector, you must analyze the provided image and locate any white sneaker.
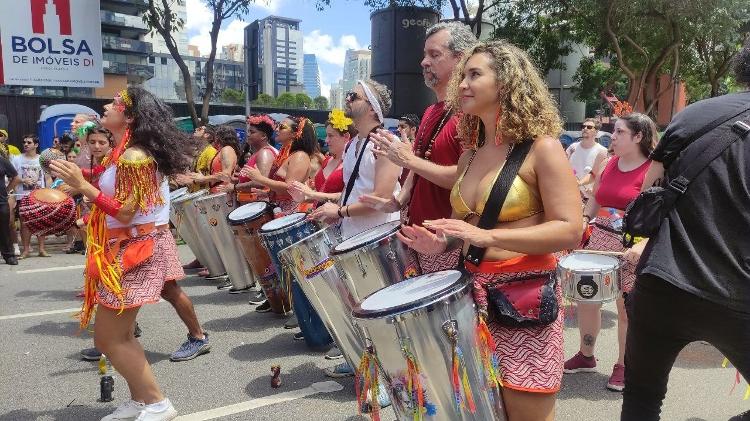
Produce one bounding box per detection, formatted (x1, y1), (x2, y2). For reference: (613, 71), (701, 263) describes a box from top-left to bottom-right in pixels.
(135, 398), (177, 421)
(13, 244), (20, 256)
(101, 400), (145, 420)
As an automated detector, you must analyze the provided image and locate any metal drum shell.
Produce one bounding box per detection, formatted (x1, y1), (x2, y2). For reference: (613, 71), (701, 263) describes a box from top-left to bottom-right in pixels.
(195, 192), (255, 290)
(279, 225), (365, 359)
(557, 252), (621, 303)
(352, 272), (506, 421)
(172, 190), (226, 277)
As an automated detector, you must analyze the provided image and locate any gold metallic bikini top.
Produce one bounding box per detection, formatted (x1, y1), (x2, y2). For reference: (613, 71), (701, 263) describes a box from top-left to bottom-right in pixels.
(450, 152), (543, 222)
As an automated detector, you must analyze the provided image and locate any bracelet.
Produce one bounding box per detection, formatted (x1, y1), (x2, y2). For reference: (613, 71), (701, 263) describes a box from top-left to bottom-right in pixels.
(337, 206), (344, 218)
(93, 191), (123, 218)
(345, 205), (351, 217)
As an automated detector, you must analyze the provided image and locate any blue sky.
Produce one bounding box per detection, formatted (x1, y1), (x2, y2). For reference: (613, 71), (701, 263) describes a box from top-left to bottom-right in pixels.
(185, 0), (378, 98)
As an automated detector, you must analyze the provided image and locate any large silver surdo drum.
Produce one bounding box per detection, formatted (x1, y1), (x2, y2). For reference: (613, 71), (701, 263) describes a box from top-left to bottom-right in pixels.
(172, 190), (226, 278)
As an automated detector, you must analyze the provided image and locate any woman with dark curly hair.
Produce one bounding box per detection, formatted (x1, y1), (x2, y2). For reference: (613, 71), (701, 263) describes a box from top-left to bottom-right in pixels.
(189, 125), (239, 193)
(240, 116), (319, 214)
(399, 41), (582, 421)
(50, 87), (195, 421)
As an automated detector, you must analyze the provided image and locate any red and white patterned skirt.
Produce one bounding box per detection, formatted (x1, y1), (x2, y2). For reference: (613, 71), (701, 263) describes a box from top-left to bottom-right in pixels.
(163, 231), (185, 282)
(406, 247), (462, 276)
(97, 229), (181, 309)
(468, 255), (564, 394)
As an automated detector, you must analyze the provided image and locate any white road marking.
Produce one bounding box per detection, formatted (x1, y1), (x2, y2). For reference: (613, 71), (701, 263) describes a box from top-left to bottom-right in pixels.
(174, 381), (345, 421)
(16, 265), (85, 274)
(0, 308), (80, 320)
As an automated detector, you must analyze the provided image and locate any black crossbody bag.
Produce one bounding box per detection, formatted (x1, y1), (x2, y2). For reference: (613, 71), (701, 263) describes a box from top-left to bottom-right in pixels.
(622, 108), (750, 246)
(460, 141), (558, 327)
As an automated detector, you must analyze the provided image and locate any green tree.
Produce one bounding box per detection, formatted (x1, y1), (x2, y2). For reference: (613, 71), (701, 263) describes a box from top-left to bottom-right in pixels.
(220, 88), (245, 104)
(314, 96), (330, 110)
(276, 93), (296, 108)
(295, 93), (313, 109)
(144, 0), (254, 126)
(252, 93), (276, 107)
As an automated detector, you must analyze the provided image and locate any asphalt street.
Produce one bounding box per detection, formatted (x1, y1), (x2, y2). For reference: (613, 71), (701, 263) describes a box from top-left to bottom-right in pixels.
(0, 238), (746, 421)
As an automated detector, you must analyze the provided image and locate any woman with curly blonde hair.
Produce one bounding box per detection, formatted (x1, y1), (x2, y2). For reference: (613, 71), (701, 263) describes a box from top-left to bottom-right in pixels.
(399, 40), (582, 420)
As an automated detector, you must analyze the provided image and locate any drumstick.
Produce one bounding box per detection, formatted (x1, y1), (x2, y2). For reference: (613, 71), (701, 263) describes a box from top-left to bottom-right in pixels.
(572, 249), (624, 257)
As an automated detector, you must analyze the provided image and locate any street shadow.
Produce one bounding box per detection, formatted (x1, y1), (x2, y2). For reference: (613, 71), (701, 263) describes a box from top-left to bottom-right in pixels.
(24, 320), (82, 337)
(15, 288), (82, 302)
(685, 418), (709, 421)
(228, 332), (321, 362)
(673, 341), (726, 369)
(558, 372), (624, 402)
(202, 311), (288, 333)
(144, 349), (172, 365)
(563, 304), (618, 330)
(0, 405), (111, 421)
(186, 290), (253, 307)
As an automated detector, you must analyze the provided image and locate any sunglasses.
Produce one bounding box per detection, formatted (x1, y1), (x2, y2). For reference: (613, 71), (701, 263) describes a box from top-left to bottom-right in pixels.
(582, 124), (596, 130)
(345, 91), (362, 102)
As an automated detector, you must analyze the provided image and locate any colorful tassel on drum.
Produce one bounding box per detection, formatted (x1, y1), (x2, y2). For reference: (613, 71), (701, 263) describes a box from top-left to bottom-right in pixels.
(476, 315), (503, 391)
(401, 342), (426, 421)
(450, 341), (476, 413)
(355, 347), (381, 421)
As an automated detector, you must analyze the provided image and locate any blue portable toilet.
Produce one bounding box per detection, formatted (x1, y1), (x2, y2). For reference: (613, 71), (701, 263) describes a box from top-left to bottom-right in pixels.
(37, 104), (99, 150)
(209, 115), (247, 143)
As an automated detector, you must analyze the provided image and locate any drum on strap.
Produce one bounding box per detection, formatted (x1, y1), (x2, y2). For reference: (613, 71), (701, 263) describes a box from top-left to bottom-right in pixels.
(557, 252), (620, 303)
(227, 201), (275, 283)
(257, 213), (314, 314)
(18, 188), (76, 236)
(352, 270), (507, 421)
(195, 192), (255, 291)
(279, 224), (344, 352)
(172, 190), (226, 278)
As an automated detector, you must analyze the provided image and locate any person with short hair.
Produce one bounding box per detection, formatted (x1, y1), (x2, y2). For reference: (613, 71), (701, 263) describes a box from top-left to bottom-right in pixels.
(566, 118), (608, 197)
(397, 114), (420, 143)
(12, 134), (51, 258)
(619, 38), (750, 421)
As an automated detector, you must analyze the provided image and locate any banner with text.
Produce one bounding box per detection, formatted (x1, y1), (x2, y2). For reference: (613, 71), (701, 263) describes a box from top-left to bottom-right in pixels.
(0, 0), (103, 87)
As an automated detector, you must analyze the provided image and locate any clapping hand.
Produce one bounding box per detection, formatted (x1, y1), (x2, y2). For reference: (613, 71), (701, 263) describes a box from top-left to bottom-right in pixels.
(370, 128), (414, 168)
(397, 224), (448, 255)
(359, 194), (401, 213)
(49, 160), (85, 190)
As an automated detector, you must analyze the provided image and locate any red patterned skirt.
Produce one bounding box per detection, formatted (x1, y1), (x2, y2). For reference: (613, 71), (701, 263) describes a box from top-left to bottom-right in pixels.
(467, 254), (564, 394)
(406, 247), (462, 276)
(97, 229), (178, 310)
(163, 231), (185, 282)
(584, 210), (636, 293)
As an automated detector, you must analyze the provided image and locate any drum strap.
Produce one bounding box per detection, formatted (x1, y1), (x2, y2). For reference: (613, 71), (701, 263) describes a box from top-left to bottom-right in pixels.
(341, 127), (379, 206)
(464, 140), (533, 266)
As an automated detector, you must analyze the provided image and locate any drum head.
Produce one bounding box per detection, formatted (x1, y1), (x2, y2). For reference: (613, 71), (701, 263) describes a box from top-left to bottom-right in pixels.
(227, 201), (270, 225)
(559, 252), (618, 270)
(260, 212), (306, 233)
(173, 190), (208, 205)
(169, 187), (188, 201)
(333, 220), (401, 255)
(353, 270), (466, 319)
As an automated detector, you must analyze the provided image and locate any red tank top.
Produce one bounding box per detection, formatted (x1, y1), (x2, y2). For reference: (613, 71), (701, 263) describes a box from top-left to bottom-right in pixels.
(238, 146), (278, 183)
(594, 156), (651, 210)
(314, 155), (344, 193)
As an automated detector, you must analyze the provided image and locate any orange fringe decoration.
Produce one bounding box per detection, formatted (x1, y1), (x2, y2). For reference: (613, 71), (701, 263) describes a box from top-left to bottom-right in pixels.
(355, 347), (381, 421)
(114, 156), (162, 213)
(401, 341), (426, 421)
(476, 316), (503, 390)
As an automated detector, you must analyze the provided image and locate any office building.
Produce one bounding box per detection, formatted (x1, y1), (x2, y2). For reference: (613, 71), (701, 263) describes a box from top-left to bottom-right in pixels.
(245, 16), (304, 100)
(145, 53), (244, 103)
(329, 80), (344, 109)
(341, 49), (371, 93)
(303, 54), (321, 98)
(222, 44), (244, 62)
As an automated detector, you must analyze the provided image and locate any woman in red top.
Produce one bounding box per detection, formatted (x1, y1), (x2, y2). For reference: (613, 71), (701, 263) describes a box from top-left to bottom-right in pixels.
(190, 125), (239, 193)
(241, 116), (318, 214)
(564, 113), (657, 392)
(288, 109), (355, 205)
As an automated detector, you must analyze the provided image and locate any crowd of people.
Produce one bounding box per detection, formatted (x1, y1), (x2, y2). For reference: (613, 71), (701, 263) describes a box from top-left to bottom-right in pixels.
(2, 21), (749, 421)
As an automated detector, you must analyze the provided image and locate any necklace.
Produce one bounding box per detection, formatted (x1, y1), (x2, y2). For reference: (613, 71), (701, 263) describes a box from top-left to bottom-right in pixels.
(415, 105), (452, 161)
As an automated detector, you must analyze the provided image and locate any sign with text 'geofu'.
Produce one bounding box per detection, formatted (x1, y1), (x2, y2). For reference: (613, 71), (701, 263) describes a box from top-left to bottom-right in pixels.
(0, 0), (103, 87)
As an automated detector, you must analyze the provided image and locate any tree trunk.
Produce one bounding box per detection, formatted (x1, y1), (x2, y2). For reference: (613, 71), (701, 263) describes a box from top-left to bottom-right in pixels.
(710, 79), (720, 97)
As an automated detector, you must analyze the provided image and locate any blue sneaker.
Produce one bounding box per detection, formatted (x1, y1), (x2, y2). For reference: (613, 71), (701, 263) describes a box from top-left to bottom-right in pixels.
(361, 383), (392, 413)
(324, 362), (354, 378)
(170, 333), (211, 362)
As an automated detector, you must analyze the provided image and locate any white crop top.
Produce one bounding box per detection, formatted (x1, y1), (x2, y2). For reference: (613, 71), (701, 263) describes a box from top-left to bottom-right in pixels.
(98, 165), (169, 229)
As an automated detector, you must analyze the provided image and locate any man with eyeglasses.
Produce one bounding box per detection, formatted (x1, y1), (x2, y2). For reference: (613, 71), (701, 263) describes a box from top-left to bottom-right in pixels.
(362, 21), (477, 274)
(566, 118), (608, 197)
(12, 134), (51, 258)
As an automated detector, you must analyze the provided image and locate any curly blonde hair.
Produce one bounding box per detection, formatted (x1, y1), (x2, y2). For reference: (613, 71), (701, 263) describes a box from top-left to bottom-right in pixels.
(447, 40), (563, 148)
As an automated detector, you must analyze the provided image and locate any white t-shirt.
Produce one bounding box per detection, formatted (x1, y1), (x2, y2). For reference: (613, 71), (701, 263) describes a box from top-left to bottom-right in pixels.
(99, 165), (169, 229)
(340, 135), (401, 240)
(567, 141), (607, 180)
(12, 154), (45, 195)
